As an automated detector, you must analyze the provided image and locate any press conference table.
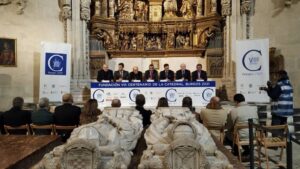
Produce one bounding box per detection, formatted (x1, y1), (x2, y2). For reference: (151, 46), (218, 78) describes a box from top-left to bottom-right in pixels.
(0, 135), (62, 169)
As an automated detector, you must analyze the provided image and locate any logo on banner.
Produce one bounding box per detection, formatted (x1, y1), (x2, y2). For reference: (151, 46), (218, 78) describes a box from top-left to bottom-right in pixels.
(202, 88), (214, 102)
(242, 49), (262, 71)
(165, 88), (177, 102)
(129, 89), (141, 102)
(45, 53), (67, 75)
(93, 89), (105, 102)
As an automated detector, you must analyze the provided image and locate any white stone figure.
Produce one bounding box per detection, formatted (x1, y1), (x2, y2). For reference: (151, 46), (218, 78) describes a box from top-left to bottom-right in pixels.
(131, 36), (137, 50)
(134, 0), (148, 21)
(81, 0), (91, 21)
(35, 108), (143, 169)
(119, 0), (134, 20)
(139, 107), (233, 169)
(163, 0), (177, 18)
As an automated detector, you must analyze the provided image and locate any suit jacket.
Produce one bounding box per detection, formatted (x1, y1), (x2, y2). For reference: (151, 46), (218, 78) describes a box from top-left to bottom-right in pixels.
(97, 69), (114, 82)
(54, 103), (81, 126)
(144, 70), (158, 81)
(135, 106), (152, 128)
(159, 70), (175, 81)
(200, 108), (227, 127)
(114, 70), (129, 81)
(176, 69), (191, 81)
(192, 70), (207, 81)
(2, 107), (31, 126)
(129, 71), (143, 81)
(31, 109), (54, 125)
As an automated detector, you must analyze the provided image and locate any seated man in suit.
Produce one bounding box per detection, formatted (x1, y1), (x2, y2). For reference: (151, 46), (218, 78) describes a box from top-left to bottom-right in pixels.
(31, 97), (53, 125)
(54, 93), (81, 140)
(159, 63), (174, 81)
(144, 64), (158, 81)
(176, 63), (191, 81)
(114, 63), (129, 82)
(129, 66), (143, 82)
(97, 64), (114, 82)
(192, 63), (207, 81)
(2, 97), (31, 134)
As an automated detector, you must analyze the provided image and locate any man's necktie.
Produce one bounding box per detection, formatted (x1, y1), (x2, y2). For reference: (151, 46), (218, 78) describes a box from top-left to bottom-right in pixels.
(182, 70), (185, 78)
(120, 71), (123, 78)
(166, 71), (168, 78)
(198, 71), (201, 79)
(150, 71), (153, 79)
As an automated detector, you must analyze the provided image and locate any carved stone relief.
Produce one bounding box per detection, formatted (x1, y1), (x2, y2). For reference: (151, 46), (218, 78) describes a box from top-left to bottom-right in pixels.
(0, 0), (27, 14)
(81, 0), (91, 21)
(207, 56), (224, 78)
(221, 0), (231, 16)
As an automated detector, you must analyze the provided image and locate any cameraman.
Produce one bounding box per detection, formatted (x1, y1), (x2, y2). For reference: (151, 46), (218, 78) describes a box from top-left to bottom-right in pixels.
(261, 70), (293, 126)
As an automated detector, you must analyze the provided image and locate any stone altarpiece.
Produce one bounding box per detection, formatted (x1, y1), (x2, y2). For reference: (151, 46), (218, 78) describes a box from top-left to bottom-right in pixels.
(90, 0), (225, 78)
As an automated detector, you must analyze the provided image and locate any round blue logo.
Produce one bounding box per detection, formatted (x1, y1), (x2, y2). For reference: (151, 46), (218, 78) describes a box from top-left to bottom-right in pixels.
(202, 88), (214, 102)
(47, 54), (64, 72)
(129, 89), (141, 102)
(165, 88), (177, 102)
(242, 49), (262, 71)
(93, 89), (105, 102)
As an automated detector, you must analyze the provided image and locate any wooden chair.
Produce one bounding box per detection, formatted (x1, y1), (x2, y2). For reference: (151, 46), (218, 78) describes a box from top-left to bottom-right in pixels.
(206, 125), (225, 143)
(233, 122), (257, 162)
(30, 124), (55, 135)
(53, 125), (77, 135)
(3, 124), (31, 135)
(256, 124), (287, 169)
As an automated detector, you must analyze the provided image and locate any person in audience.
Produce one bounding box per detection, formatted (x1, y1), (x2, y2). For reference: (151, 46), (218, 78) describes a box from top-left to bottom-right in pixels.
(111, 99), (121, 107)
(182, 96), (200, 122)
(31, 97), (53, 125)
(176, 63), (191, 81)
(156, 97), (169, 109)
(225, 93), (258, 160)
(2, 97), (31, 127)
(159, 63), (174, 81)
(261, 70), (293, 126)
(114, 63), (129, 82)
(192, 63), (207, 81)
(80, 99), (101, 125)
(2, 97), (31, 134)
(201, 96), (227, 128)
(144, 64), (158, 81)
(54, 93), (81, 126)
(135, 94), (152, 128)
(129, 66), (143, 82)
(97, 64), (114, 82)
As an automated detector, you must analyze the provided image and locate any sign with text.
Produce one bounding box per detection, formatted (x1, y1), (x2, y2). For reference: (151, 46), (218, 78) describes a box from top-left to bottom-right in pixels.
(236, 39), (269, 102)
(91, 81), (216, 108)
(40, 42), (71, 102)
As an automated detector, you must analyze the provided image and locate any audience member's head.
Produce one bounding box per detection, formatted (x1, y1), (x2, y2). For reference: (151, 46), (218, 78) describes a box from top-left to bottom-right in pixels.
(111, 99), (121, 107)
(136, 94), (146, 107)
(233, 93), (245, 104)
(39, 97), (50, 110)
(278, 70), (289, 80)
(206, 96), (222, 109)
(62, 93), (73, 104)
(156, 97), (169, 109)
(81, 99), (101, 124)
(118, 63), (124, 71)
(12, 97), (24, 109)
(182, 96), (193, 111)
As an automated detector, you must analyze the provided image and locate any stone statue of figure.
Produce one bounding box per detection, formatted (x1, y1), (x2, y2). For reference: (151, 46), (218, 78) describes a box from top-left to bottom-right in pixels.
(134, 0), (148, 21)
(119, 0), (134, 20)
(108, 0), (115, 18)
(180, 0), (193, 19)
(80, 0), (91, 21)
(163, 0), (177, 18)
(211, 0), (217, 13)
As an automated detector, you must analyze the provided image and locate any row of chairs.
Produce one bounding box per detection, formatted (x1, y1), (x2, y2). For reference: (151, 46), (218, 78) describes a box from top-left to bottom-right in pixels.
(3, 124), (77, 135)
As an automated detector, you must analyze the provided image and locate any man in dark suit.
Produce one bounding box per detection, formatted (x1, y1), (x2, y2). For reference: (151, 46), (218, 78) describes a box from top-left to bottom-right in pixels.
(54, 93), (81, 126)
(160, 63), (175, 81)
(2, 97), (31, 134)
(114, 63), (129, 82)
(176, 63), (191, 81)
(97, 64), (114, 82)
(144, 64), (158, 81)
(192, 63), (207, 81)
(129, 66), (143, 81)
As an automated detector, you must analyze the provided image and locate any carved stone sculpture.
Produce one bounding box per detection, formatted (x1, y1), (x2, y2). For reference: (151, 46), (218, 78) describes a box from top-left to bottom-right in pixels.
(119, 0), (134, 20)
(180, 0), (193, 19)
(198, 27), (215, 47)
(210, 0), (217, 13)
(95, 29), (114, 50)
(0, 0), (27, 14)
(81, 0), (91, 21)
(221, 0), (231, 16)
(134, 0), (148, 21)
(0, 0), (11, 5)
(196, 0), (203, 17)
(108, 0), (115, 18)
(139, 107), (233, 169)
(167, 33), (175, 49)
(163, 0), (177, 19)
(35, 108), (143, 169)
(240, 0), (251, 14)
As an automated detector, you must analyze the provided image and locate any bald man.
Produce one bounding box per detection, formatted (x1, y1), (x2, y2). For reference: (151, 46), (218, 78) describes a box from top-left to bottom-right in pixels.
(129, 66), (143, 82)
(111, 99), (121, 107)
(97, 64), (114, 82)
(176, 63), (191, 81)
